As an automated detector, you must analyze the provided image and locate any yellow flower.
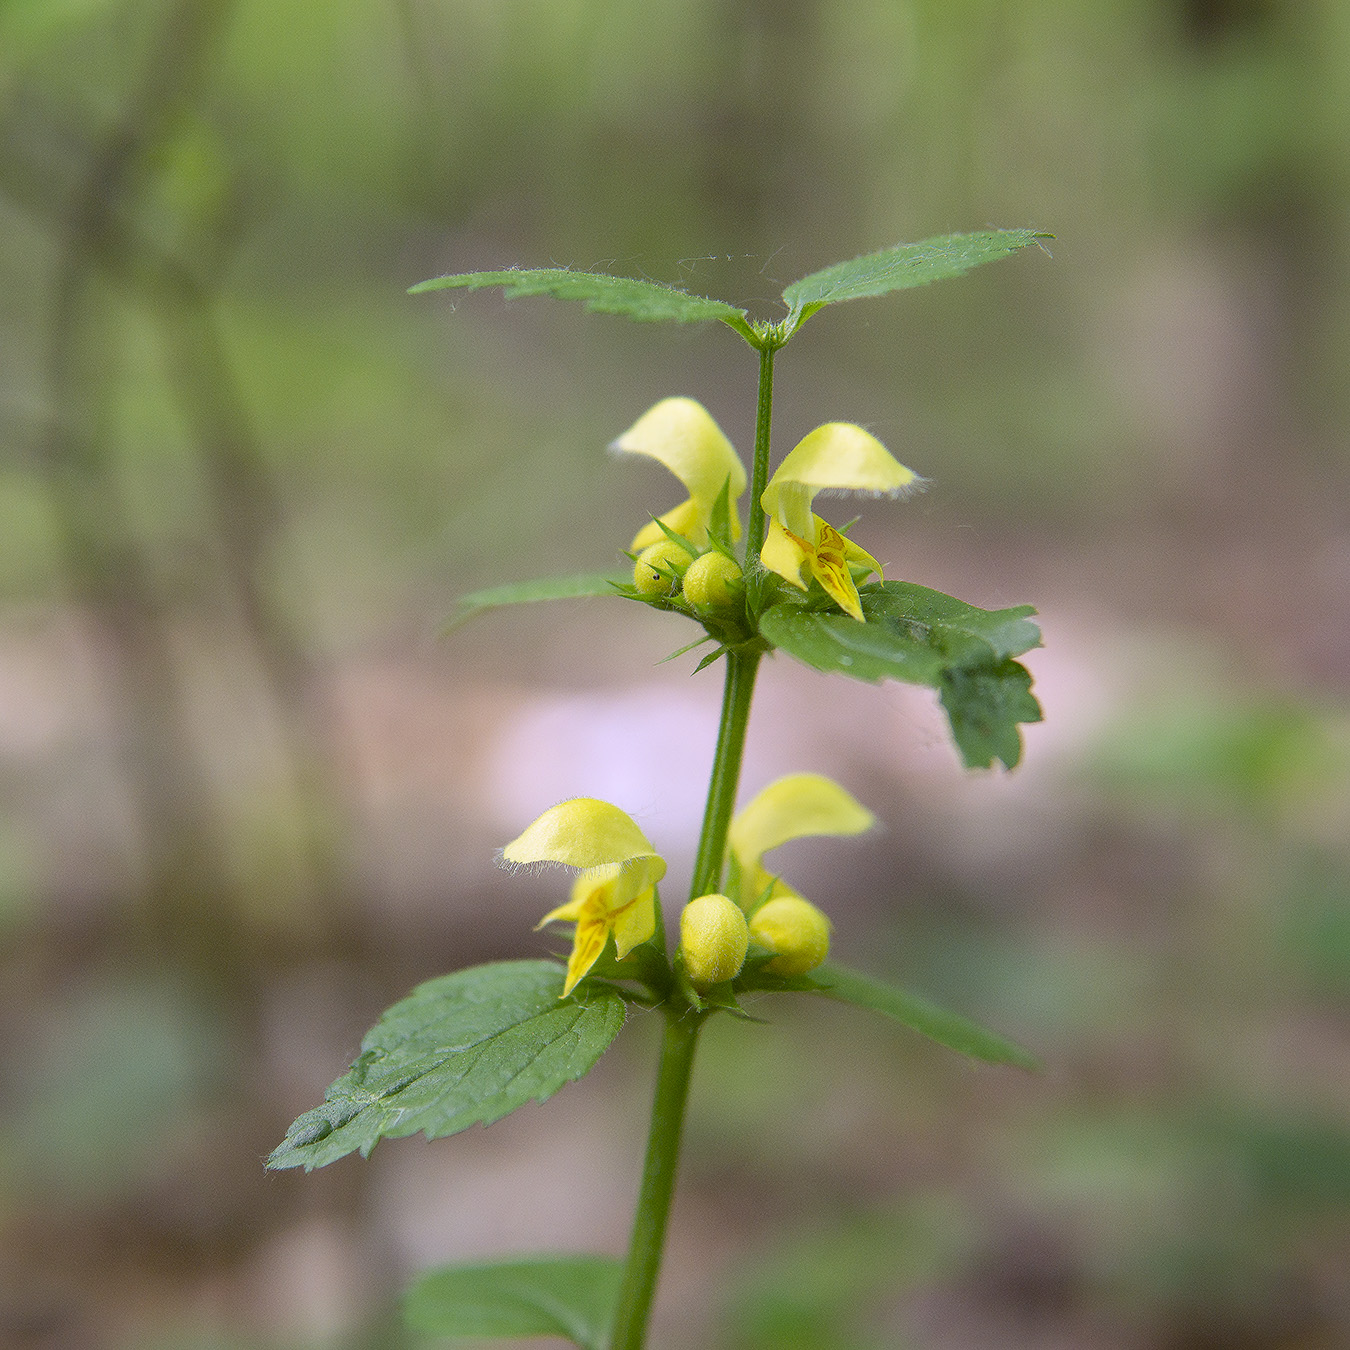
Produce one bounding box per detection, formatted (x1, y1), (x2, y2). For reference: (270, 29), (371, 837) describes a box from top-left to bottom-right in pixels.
(728, 773), (874, 911)
(759, 423), (918, 621)
(613, 397), (747, 551)
(503, 798), (666, 997)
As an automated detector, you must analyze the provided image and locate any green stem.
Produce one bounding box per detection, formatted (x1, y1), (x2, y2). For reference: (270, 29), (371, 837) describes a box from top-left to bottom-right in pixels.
(608, 1008), (702, 1350)
(744, 341), (777, 563)
(689, 650), (760, 900)
(609, 335), (777, 1349)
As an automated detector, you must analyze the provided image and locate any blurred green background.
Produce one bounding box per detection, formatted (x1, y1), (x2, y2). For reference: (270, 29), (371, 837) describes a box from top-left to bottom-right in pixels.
(2, 0), (1348, 1347)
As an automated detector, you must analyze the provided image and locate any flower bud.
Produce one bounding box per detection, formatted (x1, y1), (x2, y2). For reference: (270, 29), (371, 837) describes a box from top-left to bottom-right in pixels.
(681, 551), (743, 611)
(748, 896), (831, 975)
(633, 539), (694, 597)
(679, 893), (749, 989)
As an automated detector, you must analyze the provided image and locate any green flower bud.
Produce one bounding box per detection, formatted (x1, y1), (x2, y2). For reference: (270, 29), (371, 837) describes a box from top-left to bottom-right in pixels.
(679, 893), (749, 989)
(748, 896), (831, 975)
(633, 539), (694, 597)
(681, 550), (743, 611)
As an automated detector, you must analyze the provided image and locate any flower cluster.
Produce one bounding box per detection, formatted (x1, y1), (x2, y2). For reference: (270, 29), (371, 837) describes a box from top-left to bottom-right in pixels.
(499, 398), (912, 1000)
(616, 396), (918, 623)
(504, 775), (873, 998)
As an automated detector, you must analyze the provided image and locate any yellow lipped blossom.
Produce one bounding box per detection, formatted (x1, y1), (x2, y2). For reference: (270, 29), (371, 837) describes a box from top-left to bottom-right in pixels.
(759, 423), (918, 620)
(613, 397), (747, 550)
(503, 799), (666, 997)
(727, 774), (873, 973)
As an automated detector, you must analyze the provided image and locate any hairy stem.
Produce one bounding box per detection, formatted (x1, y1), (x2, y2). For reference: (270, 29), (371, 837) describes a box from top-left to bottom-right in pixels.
(744, 341), (777, 563)
(609, 1008), (702, 1350)
(689, 650), (761, 900)
(610, 338), (776, 1349)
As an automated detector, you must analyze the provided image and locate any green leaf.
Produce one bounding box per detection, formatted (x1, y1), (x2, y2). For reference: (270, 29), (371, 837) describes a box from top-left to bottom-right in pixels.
(444, 573), (626, 631)
(940, 657), (1043, 771)
(410, 267), (755, 340)
(267, 962), (625, 1171)
(405, 1254), (624, 1349)
(757, 602), (948, 686)
(810, 962), (1039, 1069)
(868, 581), (1041, 662)
(781, 229), (1052, 334)
(756, 581), (1042, 769)
(707, 477), (736, 554)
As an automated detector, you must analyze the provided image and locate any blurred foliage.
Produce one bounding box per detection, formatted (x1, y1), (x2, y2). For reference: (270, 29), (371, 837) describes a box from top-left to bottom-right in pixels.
(2, 0), (1348, 1346)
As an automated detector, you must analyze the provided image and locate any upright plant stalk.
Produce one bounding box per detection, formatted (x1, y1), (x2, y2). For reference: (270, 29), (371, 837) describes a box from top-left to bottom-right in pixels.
(609, 339), (777, 1350)
(743, 339), (777, 563)
(608, 1007), (701, 1350)
(688, 650), (761, 899)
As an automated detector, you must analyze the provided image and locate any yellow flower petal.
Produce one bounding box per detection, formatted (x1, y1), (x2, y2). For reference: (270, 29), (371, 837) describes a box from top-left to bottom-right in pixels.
(761, 423), (916, 526)
(538, 873), (657, 995)
(503, 798), (663, 875)
(759, 516), (879, 619)
(840, 532), (882, 575)
(729, 774), (875, 875)
(760, 518), (811, 591)
(613, 397), (746, 549)
(611, 887), (657, 958)
(561, 907), (612, 996)
(809, 518), (865, 621)
(535, 892), (590, 928)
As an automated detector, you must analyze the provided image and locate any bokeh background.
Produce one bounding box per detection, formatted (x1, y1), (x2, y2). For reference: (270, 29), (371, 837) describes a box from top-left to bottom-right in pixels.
(3, 0), (1349, 1347)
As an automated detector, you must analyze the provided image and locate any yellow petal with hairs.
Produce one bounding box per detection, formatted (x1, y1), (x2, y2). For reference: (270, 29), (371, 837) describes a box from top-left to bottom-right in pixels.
(504, 798), (661, 873)
(729, 774), (874, 908)
(761, 423), (916, 523)
(613, 397), (746, 549)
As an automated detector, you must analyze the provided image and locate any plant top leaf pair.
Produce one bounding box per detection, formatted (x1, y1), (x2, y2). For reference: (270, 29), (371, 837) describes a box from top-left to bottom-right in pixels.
(411, 228), (1051, 348)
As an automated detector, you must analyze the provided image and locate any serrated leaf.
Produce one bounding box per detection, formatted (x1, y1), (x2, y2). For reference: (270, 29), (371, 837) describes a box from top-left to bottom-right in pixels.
(410, 267), (755, 339)
(405, 1255), (624, 1349)
(756, 582), (1042, 769)
(757, 602), (948, 685)
(444, 573), (626, 631)
(940, 658), (1043, 770)
(267, 962), (625, 1171)
(868, 581), (1041, 662)
(781, 229), (1052, 334)
(811, 962), (1039, 1068)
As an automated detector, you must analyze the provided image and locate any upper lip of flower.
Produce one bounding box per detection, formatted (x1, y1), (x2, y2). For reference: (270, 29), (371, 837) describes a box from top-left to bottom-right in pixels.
(611, 397), (747, 551)
(728, 773), (875, 907)
(502, 797), (666, 996)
